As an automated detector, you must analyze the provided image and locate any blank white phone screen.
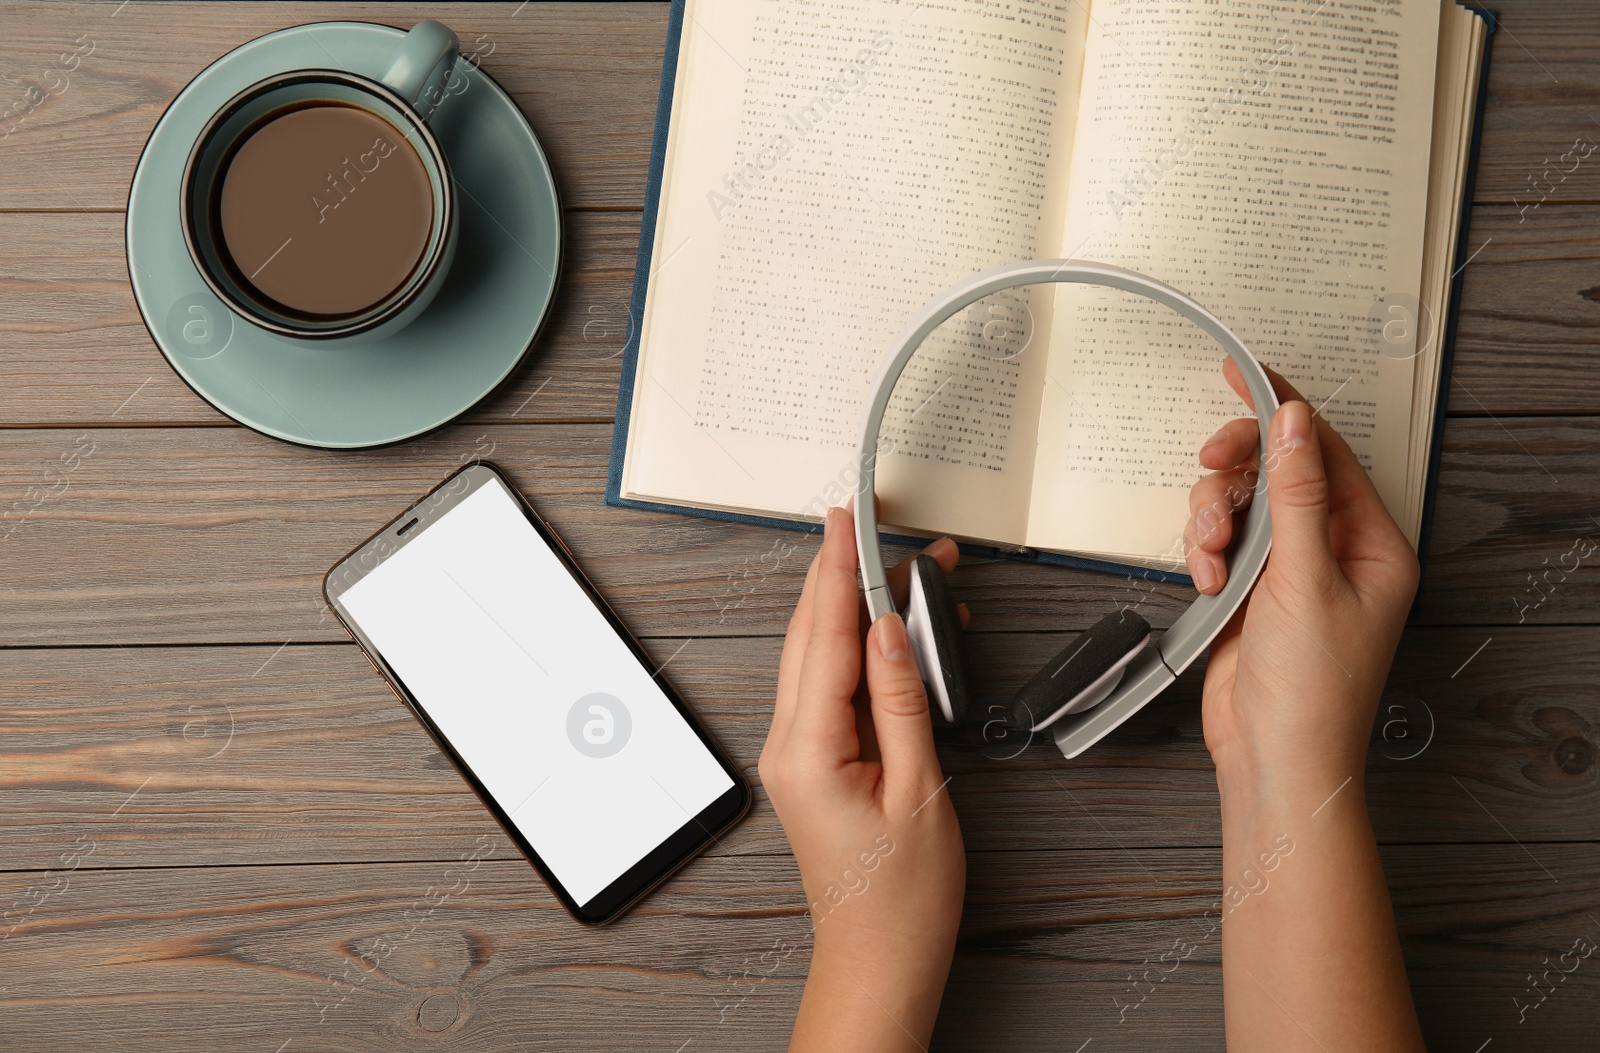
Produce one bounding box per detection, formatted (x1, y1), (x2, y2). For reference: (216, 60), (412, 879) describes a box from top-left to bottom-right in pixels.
(338, 477), (733, 906)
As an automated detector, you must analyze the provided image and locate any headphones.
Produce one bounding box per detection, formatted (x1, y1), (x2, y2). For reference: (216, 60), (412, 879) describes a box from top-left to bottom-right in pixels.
(854, 260), (1279, 759)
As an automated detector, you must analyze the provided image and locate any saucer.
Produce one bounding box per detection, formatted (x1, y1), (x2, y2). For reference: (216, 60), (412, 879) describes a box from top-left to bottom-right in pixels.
(127, 21), (561, 448)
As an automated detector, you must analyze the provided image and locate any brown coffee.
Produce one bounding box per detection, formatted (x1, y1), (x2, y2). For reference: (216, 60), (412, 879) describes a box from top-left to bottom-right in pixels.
(218, 103), (434, 319)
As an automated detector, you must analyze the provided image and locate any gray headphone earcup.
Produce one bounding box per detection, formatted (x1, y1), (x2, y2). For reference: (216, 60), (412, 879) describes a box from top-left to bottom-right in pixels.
(1013, 609), (1151, 731)
(903, 555), (969, 728)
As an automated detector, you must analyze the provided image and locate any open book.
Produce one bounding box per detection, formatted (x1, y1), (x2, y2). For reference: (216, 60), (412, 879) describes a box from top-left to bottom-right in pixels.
(611, 0), (1492, 572)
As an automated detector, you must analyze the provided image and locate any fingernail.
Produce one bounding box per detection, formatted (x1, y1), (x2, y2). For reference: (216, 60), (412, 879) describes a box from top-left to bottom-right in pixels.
(924, 536), (955, 559)
(824, 506), (840, 536)
(1192, 558), (1217, 594)
(1272, 401), (1311, 448)
(875, 613), (909, 660)
(1200, 426), (1228, 453)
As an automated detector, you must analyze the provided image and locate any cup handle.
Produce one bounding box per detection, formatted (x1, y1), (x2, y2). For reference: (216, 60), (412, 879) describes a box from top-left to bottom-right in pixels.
(379, 19), (461, 121)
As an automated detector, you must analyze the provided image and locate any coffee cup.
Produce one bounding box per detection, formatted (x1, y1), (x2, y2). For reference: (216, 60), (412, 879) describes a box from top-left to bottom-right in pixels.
(181, 20), (462, 345)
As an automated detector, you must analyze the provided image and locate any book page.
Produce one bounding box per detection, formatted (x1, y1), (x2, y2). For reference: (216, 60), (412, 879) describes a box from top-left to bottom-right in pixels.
(1026, 0), (1442, 561)
(622, 0), (1090, 544)
(1403, 4), (1485, 543)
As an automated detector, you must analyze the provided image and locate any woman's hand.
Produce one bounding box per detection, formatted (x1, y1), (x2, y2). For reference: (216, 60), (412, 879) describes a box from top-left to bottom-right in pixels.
(1184, 359), (1420, 792)
(761, 505), (966, 1053)
(1183, 360), (1427, 1052)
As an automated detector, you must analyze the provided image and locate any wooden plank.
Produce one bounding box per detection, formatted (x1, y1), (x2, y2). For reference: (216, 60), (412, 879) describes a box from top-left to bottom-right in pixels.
(1, 8), (1597, 427)
(0, 210), (640, 426)
(1416, 415), (1600, 624)
(1447, 203), (1600, 417)
(0, 421), (1166, 644)
(0, 846), (1594, 1051)
(2, 203), (1600, 425)
(0, 4), (1593, 1049)
(1466, 0), (1600, 205)
(0, 627), (1593, 870)
(0, 2), (666, 210)
(0, 0), (1596, 211)
(1, 416), (1598, 645)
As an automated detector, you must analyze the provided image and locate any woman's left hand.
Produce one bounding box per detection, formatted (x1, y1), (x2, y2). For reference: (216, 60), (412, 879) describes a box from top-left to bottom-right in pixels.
(761, 505), (967, 1052)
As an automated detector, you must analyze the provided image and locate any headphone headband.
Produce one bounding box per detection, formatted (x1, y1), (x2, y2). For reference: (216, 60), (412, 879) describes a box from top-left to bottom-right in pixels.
(853, 259), (1278, 759)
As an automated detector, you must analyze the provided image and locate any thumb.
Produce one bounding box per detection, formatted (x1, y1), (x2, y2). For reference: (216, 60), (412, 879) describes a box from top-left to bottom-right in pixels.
(1262, 400), (1336, 587)
(864, 613), (945, 805)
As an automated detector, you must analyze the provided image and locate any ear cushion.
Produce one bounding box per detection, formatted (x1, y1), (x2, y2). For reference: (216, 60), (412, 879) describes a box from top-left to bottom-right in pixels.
(1012, 609), (1151, 731)
(902, 555), (970, 727)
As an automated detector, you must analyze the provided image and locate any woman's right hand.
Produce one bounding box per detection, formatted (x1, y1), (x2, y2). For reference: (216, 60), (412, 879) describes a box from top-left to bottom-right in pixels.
(1184, 361), (1430, 1052)
(1182, 359), (1420, 794)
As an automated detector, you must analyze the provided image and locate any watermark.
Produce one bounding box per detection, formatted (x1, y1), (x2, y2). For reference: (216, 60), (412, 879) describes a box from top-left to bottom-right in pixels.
(1113, 534), (1190, 617)
(1367, 288), (1435, 363)
(566, 692), (631, 758)
(1114, 832), (1293, 1022)
(796, 433), (898, 521)
(165, 292), (235, 360)
(714, 932), (809, 1022)
(309, 34), (498, 224)
(708, 34), (894, 222)
(453, 432), (497, 474)
(278, 431), (498, 680)
(715, 534), (800, 624)
(968, 289), (1035, 362)
(1513, 934), (1595, 1023)
(1115, 930), (1205, 1022)
(977, 699), (1034, 760)
(709, 831), (894, 1025)
(1513, 134), (1596, 223)
(312, 834), (496, 1023)
(1182, 422), (1305, 559)
(1114, 893), (1221, 1023)
(1373, 688), (1434, 762)
(579, 303), (635, 361)
(1512, 531), (1597, 623)
(0, 836), (96, 941)
(181, 702), (237, 761)
(1107, 32), (1297, 221)
(806, 832), (896, 929)
(0, 33), (93, 139)
(1219, 832), (1295, 916)
(1, 432), (95, 541)
(413, 34), (497, 120)
(311, 136), (398, 224)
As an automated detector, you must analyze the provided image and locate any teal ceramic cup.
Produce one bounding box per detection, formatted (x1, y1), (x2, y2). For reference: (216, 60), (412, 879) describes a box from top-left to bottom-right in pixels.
(181, 19), (461, 345)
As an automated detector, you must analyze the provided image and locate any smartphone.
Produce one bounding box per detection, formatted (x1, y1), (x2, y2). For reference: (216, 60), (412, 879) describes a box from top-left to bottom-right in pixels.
(324, 462), (751, 924)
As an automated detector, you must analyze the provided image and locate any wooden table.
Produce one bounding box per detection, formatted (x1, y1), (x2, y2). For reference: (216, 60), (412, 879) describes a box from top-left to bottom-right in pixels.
(2, 2), (1596, 1049)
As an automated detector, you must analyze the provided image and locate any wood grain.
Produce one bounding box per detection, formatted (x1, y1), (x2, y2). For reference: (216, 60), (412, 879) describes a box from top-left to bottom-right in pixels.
(2, 1), (1600, 211)
(0, 210), (641, 426)
(0, 421), (1178, 645)
(1442, 203), (1600, 416)
(2, 2), (1598, 1049)
(2, 204), (1600, 425)
(1, 6), (1599, 423)
(0, 847), (1594, 1052)
(0, 627), (1593, 871)
(1416, 415), (1600, 623)
(1464, 0), (1600, 205)
(0, 2), (667, 210)
(1, 417), (1597, 645)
